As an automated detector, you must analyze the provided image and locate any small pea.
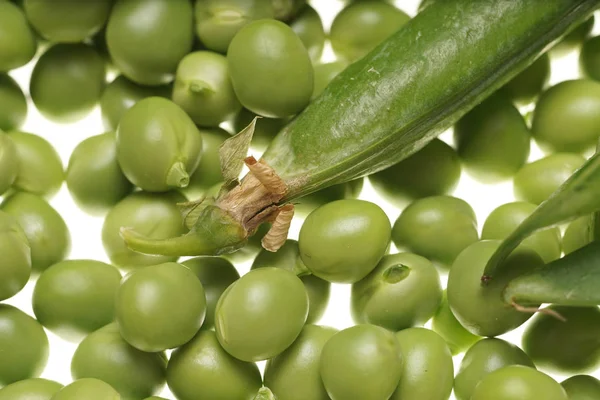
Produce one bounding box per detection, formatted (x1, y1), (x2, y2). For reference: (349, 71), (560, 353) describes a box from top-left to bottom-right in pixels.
(0, 131), (18, 196)
(581, 36), (600, 82)
(233, 108), (289, 151)
(431, 291), (480, 355)
(312, 60), (348, 99)
(51, 379), (120, 400)
(0, 210), (31, 301)
(563, 216), (592, 255)
(0, 378), (62, 400)
(561, 375), (600, 400)
(501, 53), (550, 105)
(0, 1), (37, 72)
(551, 16), (595, 57)
(0, 74), (27, 131)
(289, 5), (325, 63)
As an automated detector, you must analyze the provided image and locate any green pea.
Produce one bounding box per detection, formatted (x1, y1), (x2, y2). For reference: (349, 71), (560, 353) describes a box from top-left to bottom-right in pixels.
(532, 80), (600, 153)
(289, 5), (325, 63)
(228, 19), (313, 118)
(32, 259), (121, 342)
(551, 16), (595, 57)
(501, 53), (550, 105)
(107, 0), (193, 85)
(215, 267), (308, 362)
(0, 131), (18, 196)
(370, 139), (461, 207)
(0, 378), (62, 400)
(264, 325), (337, 400)
(351, 252), (442, 331)
(167, 330), (262, 400)
(0, 305), (48, 386)
(454, 338), (535, 400)
(116, 97), (203, 192)
(1, 192), (70, 273)
(581, 36), (600, 82)
(143, 398), (167, 400)
(101, 191), (186, 269)
(447, 240), (544, 337)
(431, 291), (480, 356)
(8, 131), (64, 199)
(299, 199), (391, 283)
(233, 108), (288, 152)
(71, 323), (167, 399)
(330, 1), (410, 62)
(561, 375), (600, 400)
(273, 0), (305, 21)
(0, 210), (30, 301)
(514, 153), (586, 205)
(0, 2), (36, 72)
(0, 74), (27, 131)
(23, 0), (112, 43)
(252, 240), (331, 324)
(51, 379), (120, 400)
(294, 179), (364, 217)
(67, 132), (133, 215)
(312, 60), (348, 99)
(482, 201), (562, 263)
(320, 324), (403, 400)
(563, 216), (592, 255)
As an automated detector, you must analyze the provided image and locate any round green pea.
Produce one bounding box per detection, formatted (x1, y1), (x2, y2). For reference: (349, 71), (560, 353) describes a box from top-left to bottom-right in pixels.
(502, 53), (550, 105)
(0, 378), (62, 400)
(0, 131), (18, 195)
(143, 398), (167, 400)
(562, 375), (600, 400)
(106, 0), (194, 85)
(563, 216), (592, 255)
(215, 267), (308, 362)
(312, 60), (348, 99)
(294, 179), (364, 217)
(228, 19), (313, 118)
(71, 323), (167, 399)
(0, 210), (30, 301)
(0, 74), (27, 131)
(289, 5), (325, 63)
(514, 153), (586, 205)
(320, 324), (403, 400)
(351, 252), (442, 331)
(51, 379), (120, 400)
(299, 199), (391, 283)
(167, 330), (262, 400)
(581, 36), (600, 82)
(551, 16), (595, 57)
(233, 108), (288, 151)
(0, 2), (37, 72)
(431, 291), (480, 355)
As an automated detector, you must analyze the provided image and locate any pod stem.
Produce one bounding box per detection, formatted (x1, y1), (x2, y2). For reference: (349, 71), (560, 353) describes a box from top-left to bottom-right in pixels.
(166, 161), (190, 188)
(120, 228), (218, 256)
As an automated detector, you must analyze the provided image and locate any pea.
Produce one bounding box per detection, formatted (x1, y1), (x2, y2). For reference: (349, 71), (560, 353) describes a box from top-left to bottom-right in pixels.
(551, 16), (595, 57)
(106, 0), (194, 85)
(32, 260), (121, 342)
(370, 139), (461, 207)
(0, 74), (27, 131)
(454, 338), (535, 400)
(0, 211), (30, 301)
(215, 267), (308, 361)
(0, 378), (62, 400)
(320, 324), (403, 400)
(351, 252), (442, 331)
(228, 19), (313, 118)
(0, 2), (36, 72)
(51, 379), (120, 400)
(167, 330), (262, 400)
(1, 192), (70, 273)
(0, 131), (18, 196)
(71, 323), (167, 399)
(233, 108), (288, 151)
(392, 196), (478, 269)
(143, 398), (167, 400)
(101, 191), (186, 269)
(330, 1), (410, 62)
(67, 132), (133, 215)
(514, 153), (586, 205)
(563, 216), (592, 255)
(252, 240), (331, 324)
(264, 325), (337, 400)
(532, 80), (600, 153)
(501, 53), (550, 105)
(8, 131), (64, 199)
(0, 305), (48, 386)
(182, 128), (228, 199)
(312, 60), (348, 100)
(561, 375), (600, 400)
(431, 291), (480, 356)
(23, 0), (112, 43)
(299, 199), (391, 283)
(482, 202), (562, 263)
(289, 5), (325, 63)
(447, 240), (544, 337)
(295, 179), (363, 217)
(581, 36), (600, 82)
(471, 365), (568, 400)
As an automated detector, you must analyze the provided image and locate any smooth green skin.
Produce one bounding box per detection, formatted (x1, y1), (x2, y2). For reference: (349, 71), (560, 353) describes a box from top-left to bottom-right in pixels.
(312, 61), (348, 100)
(116, 97), (203, 192)
(501, 53), (550, 105)
(299, 199), (391, 283)
(172, 51), (241, 127)
(351, 252), (442, 331)
(215, 267), (308, 362)
(0, 131), (18, 195)
(563, 215), (592, 255)
(71, 323), (166, 400)
(0, 74), (27, 131)
(264, 325), (337, 400)
(0, 305), (49, 386)
(23, 0), (112, 43)
(294, 178), (363, 217)
(455, 94), (530, 183)
(101, 191), (186, 269)
(228, 19), (314, 118)
(30, 43), (105, 123)
(182, 128), (228, 199)
(330, 1), (410, 62)
(431, 291), (480, 356)
(0, 210), (31, 301)
(290, 5), (325, 63)
(482, 201), (562, 263)
(392, 196), (478, 269)
(562, 375), (600, 400)
(143, 398), (167, 400)
(532, 80), (600, 153)
(320, 324), (403, 400)
(1, 192), (70, 273)
(100, 75), (171, 132)
(391, 328), (453, 400)
(514, 153), (586, 205)
(51, 379), (120, 400)
(552, 16), (595, 57)
(370, 139), (461, 207)
(447, 240), (544, 337)
(67, 132), (133, 216)
(107, 0), (193, 85)
(471, 365), (568, 400)
(32, 260), (122, 342)
(454, 338), (535, 400)
(116, 262), (206, 352)
(182, 256), (239, 330)
(0, 2), (36, 72)
(167, 330), (262, 400)
(233, 108), (288, 151)
(581, 36), (600, 82)
(0, 378), (62, 400)
(252, 240), (331, 324)
(8, 131), (64, 199)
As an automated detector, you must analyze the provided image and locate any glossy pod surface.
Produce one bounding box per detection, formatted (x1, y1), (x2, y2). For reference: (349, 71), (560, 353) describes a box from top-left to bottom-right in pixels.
(51, 379), (120, 400)
(0, 74), (27, 131)
(0, 2), (37, 72)
(0, 131), (18, 196)
(431, 291), (480, 355)
(0, 378), (62, 400)
(562, 375), (600, 400)
(552, 15), (594, 56)
(182, 128), (229, 198)
(0, 211), (31, 301)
